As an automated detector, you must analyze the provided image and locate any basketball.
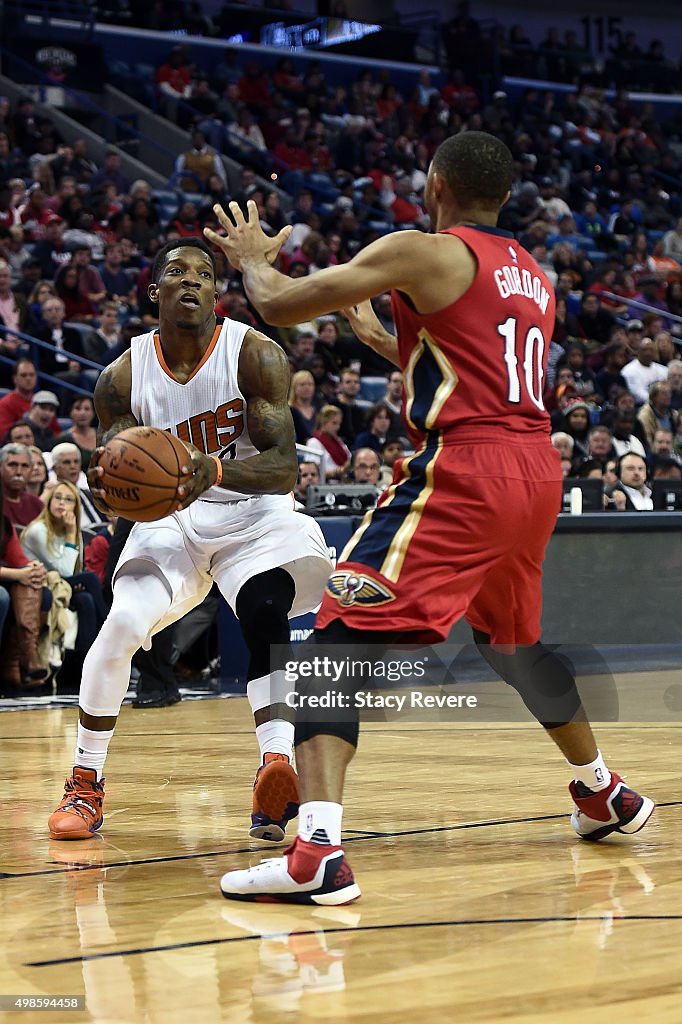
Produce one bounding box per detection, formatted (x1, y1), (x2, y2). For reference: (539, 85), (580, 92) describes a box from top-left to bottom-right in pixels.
(98, 426), (189, 522)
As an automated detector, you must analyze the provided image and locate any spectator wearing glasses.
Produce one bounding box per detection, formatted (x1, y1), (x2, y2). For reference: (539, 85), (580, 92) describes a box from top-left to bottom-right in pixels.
(42, 442), (105, 529)
(21, 481), (108, 652)
(294, 459), (321, 506)
(350, 447), (381, 486)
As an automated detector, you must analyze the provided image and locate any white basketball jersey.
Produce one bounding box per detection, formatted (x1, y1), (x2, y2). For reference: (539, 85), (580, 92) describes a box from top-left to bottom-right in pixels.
(130, 316), (259, 502)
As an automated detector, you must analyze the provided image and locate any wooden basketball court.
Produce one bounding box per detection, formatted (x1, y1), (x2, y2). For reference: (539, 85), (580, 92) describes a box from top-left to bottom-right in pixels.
(1, 676), (679, 1024)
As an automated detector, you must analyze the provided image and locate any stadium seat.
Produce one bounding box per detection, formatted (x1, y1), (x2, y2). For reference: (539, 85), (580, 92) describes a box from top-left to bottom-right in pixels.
(152, 189), (180, 205)
(359, 376), (387, 402)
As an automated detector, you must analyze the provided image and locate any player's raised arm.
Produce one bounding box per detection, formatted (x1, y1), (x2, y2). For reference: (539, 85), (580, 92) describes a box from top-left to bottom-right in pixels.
(205, 200), (422, 325)
(93, 351), (137, 446)
(341, 300), (400, 367)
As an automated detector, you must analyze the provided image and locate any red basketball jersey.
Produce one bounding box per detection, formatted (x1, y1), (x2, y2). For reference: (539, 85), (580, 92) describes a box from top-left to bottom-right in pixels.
(391, 225), (556, 446)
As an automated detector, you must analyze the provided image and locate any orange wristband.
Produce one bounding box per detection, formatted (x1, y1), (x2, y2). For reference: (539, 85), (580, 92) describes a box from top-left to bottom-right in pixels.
(211, 455), (223, 487)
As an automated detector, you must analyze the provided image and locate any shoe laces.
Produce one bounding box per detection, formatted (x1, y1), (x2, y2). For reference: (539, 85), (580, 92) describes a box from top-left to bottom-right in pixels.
(61, 775), (103, 819)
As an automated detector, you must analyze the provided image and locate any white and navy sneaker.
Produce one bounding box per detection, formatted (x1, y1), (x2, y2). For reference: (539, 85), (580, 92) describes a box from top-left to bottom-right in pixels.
(220, 837), (361, 906)
(569, 772), (655, 841)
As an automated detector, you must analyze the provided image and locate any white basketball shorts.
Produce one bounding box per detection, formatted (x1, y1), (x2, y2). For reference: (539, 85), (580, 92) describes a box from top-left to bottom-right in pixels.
(113, 493), (332, 636)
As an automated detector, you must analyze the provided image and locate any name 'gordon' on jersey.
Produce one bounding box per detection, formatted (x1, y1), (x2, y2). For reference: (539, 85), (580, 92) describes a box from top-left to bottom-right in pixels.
(129, 316), (260, 502)
(391, 226), (556, 441)
(493, 263), (551, 314)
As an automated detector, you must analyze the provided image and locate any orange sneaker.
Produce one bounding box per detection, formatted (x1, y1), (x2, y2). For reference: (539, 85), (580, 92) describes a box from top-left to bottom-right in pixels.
(250, 753), (299, 843)
(48, 767), (105, 840)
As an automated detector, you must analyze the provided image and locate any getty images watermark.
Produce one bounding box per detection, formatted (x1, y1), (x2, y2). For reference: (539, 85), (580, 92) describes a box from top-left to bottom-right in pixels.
(267, 641), (682, 723)
(282, 654), (478, 712)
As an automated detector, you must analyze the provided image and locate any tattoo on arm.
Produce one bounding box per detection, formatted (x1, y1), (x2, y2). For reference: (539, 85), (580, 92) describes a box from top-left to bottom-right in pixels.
(221, 333), (298, 494)
(248, 397), (293, 451)
(93, 357), (137, 446)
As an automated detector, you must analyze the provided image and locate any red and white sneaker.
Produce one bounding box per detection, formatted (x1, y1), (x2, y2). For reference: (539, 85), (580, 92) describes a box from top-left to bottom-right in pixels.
(250, 753), (300, 843)
(220, 837), (361, 906)
(570, 772), (655, 842)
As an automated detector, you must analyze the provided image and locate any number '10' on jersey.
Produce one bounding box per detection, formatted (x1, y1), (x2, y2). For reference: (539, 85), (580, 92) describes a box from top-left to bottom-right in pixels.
(390, 225), (556, 445)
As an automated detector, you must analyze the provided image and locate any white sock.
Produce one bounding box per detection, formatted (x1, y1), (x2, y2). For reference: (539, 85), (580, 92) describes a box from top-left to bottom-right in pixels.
(75, 725), (115, 781)
(569, 749), (611, 792)
(255, 720), (294, 760)
(298, 801), (343, 846)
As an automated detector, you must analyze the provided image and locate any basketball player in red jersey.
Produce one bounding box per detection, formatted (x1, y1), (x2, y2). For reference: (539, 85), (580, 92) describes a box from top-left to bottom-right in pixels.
(211, 132), (654, 904)
(48, 237), (332, 844)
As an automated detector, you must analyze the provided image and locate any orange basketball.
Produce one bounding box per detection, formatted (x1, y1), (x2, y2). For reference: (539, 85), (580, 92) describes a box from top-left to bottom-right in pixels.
(98, 426), (189, 522)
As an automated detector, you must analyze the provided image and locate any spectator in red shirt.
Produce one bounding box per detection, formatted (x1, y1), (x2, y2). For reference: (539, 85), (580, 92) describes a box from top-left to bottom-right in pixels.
(0, 359), (60, 442)
(169, 201), (202, 238)
(54, 264), (97, 322)
(272, 58), (304, 100)
(18, 185), (53, 242)
(70, 244), (106, 308)
(0, 442), (43, 529)
(156, 48), (192, 121)
(272, 128), (310, 172)
(84, 518), (117, 584)
(441, 69), (480, 113)
(238, 62), (271, 114)
(380, 171), (429, 228)
(0, 472), (48, 688)
(303, 131), (333, 172)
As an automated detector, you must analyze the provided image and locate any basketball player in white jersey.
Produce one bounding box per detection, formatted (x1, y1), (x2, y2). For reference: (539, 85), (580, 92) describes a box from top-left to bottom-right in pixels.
(48, 238), (332, 843)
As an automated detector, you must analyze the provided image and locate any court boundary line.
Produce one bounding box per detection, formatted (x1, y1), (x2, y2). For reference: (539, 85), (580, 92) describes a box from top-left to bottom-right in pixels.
(1, 723), (679, 741)
(2, 801), (680, 880)
(26, 914), (682, 968)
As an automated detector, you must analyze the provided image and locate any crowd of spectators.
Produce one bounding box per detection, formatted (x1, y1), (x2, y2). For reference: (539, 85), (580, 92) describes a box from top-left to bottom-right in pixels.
(0, 432), (110, 693)
(87, 1), (682, 95)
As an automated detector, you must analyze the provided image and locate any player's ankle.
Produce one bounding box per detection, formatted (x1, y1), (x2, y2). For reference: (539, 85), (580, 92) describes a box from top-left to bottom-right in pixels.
(568, 750), (611, 793)
(297, 800), (343, 846)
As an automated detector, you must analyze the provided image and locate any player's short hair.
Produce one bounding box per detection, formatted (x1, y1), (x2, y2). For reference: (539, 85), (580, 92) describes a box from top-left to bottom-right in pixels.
(431, 131), (514, 209)
(151, 237), (216, 283)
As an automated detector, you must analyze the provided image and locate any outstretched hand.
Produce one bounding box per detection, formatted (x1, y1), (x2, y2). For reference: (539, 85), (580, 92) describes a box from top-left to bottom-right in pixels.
(203, 200), (292, 271)
(340, 300), (385, 345)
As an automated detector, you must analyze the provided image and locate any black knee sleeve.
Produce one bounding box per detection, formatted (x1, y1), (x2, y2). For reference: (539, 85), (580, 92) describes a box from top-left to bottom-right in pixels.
(293, 619), (381, 750)
(473, 629), (582, 728)
(236, 569), (295, 680)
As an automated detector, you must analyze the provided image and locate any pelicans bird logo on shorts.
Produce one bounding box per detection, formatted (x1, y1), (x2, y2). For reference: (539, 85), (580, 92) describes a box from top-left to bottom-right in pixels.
(326, 571), (395, 608)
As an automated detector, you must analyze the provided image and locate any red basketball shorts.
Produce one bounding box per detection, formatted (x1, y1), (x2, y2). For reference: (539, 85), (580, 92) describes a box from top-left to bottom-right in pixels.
(316, 431), (562, 646)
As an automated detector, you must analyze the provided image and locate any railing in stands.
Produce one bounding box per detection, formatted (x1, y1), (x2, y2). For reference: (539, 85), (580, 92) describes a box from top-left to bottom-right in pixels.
(3, 0), (96, 34)
(0, 325), (102, 399)
(600, 292), (682, 338)
(173, 95), (393, 224)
